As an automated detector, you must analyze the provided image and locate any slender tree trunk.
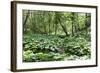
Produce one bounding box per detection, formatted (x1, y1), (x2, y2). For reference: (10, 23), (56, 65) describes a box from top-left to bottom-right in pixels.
(23, 10), (30, 33)
(59, 20), (68, 36)
(76, 13), (80, 31)
(48, 12), (51, 35)
(85, 13), (88, 35)
(54, 12), (58, 35)
(71, 12), (75, 36)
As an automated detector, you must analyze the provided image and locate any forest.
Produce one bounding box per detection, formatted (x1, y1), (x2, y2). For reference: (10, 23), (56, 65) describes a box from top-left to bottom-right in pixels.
(22, 10), (91, 62)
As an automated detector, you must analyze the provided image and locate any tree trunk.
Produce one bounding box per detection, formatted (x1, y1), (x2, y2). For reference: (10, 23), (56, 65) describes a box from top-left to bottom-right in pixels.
(71, 12), (75, 36)
(23, 10), (30, 33)
(48, 12), (51, 35)
(59, 21), (69, 36)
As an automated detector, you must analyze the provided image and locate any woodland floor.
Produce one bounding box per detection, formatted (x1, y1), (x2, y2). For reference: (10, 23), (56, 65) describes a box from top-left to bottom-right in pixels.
(23, 34), (91, 62)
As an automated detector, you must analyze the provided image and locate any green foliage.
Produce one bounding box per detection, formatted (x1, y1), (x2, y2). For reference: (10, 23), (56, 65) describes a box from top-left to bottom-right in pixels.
(63, 36), (91, 57)
(22, 10), (91, 62)
(23, 50), (35, 62)
(23, 34), (91, 62)
(35, 52), (51, 61)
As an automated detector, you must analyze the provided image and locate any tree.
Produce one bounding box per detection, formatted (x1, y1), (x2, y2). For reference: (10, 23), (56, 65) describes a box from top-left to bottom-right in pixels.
(71, 12), (75, 36)
(54, 12), (69, 36)
(23, 10), (30, 33)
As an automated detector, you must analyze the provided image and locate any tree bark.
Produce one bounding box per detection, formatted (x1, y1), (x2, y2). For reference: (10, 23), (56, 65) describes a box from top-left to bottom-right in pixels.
(23, 10), (30, 33)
